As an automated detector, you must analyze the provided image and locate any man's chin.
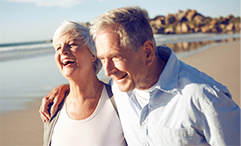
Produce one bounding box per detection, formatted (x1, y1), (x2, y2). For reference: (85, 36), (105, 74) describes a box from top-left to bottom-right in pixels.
(116, 83), (134, 92)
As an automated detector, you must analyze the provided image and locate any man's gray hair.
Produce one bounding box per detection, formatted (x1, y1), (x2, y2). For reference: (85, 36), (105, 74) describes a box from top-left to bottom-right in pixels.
(90, 6), (156, 52)
(53, 20), (102, 74)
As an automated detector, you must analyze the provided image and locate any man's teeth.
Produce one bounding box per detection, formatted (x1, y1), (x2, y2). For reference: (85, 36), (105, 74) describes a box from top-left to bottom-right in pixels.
(62, 59), (75, 65)
(117, 74), (127, 79)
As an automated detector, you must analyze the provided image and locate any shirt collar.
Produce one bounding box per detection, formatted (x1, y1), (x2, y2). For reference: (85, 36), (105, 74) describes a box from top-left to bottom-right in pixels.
(154, 46), (180, 94)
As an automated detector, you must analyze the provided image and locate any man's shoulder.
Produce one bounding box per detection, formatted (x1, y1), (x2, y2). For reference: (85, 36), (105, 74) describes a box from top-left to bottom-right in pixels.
(178, 61), (225, 87)
(178, 61), (231, 102)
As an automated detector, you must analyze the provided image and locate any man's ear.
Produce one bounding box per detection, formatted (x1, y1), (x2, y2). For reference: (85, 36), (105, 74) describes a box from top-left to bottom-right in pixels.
(142, 40), (155, 66)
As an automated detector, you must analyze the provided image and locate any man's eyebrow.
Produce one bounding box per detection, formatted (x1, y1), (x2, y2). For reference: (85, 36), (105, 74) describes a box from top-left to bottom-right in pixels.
(97, 51), (118, 59)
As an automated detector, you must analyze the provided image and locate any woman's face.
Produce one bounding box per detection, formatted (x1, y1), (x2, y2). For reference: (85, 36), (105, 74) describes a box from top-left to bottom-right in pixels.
(54, 32), (95, 80)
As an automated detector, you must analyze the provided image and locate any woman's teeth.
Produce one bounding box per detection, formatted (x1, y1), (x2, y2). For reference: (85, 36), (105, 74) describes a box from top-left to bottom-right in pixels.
(62, 59), (75, 65)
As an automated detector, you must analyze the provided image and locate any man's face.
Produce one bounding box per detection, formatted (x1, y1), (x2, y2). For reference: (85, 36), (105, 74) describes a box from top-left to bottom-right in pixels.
(95, 28), (148, 92)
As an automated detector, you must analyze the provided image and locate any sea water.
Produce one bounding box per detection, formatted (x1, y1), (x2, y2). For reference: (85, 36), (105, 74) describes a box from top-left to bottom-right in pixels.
(0, 33), (239, 114)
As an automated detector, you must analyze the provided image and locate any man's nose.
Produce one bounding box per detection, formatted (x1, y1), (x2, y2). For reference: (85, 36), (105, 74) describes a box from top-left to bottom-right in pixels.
(103, 59), (115, 77)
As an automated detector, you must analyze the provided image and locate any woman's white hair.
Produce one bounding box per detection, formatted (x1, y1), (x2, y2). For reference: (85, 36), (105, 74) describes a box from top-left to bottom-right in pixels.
(53, 20), (102, 74)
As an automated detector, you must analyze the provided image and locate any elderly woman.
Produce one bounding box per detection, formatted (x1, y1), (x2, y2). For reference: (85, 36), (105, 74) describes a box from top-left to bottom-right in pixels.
(43, 21), (126, 146)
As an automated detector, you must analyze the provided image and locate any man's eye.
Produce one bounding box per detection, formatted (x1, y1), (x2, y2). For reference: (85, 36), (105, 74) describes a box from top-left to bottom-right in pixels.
(100, 58), (105, 63)
(56, 47), (61, 51)
(113, 56), (121, 61)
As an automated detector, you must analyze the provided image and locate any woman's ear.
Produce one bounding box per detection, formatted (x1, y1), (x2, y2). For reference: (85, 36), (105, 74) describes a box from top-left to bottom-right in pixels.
(142, 40), (155, 66)
(91, 55), (96, 62)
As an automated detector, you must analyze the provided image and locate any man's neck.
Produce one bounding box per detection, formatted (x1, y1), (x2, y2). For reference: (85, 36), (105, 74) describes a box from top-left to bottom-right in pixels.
(137, 55), (166, 90)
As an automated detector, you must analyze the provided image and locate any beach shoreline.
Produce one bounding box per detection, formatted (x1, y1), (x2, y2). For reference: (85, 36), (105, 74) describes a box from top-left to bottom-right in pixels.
(0, 41), (240, 145)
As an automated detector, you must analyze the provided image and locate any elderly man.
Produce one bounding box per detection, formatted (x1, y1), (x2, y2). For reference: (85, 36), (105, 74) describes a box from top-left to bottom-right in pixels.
(40, 6), (240, 146)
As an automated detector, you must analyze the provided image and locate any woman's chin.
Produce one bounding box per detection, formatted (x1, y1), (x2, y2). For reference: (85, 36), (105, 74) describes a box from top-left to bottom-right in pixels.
(61, 71), (75, 79)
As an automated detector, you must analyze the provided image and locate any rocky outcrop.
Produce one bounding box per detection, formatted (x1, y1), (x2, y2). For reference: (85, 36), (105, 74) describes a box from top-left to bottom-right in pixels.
(149, 9), (240, 34)
(165, 14), (176, 25)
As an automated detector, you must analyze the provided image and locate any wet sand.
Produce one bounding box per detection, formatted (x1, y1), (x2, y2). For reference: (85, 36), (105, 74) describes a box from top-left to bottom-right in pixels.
(0, 41), (240, 146)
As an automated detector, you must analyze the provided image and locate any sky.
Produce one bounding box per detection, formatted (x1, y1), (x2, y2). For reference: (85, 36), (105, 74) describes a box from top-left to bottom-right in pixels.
(0, 0), (240, 44)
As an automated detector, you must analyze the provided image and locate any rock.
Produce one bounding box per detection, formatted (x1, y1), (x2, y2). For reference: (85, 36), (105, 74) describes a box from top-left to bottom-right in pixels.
(201, 25), (211, 33)
(186, 10), (197, 21)
(165, 14), (176, 24)
(194, 27), (201, 32)
(217, 17), (228, 24)
(152, 27), (158, 34)
(150, 15), (165, 30)
(210, 19), (218, 25)
(227, 15), (234, 21)
(149, 9), (241, 35)
(211, 27), (218, 33)
(178, 10), (184, 13)
(234, 22), (241, 31)
(193, 15), (205, 24)
(185, 9), (191, 13)
(181, 23), (189, 33)
(189, 24), (195, 30)
(155, 27), (165, 34)
(226, 23), (234, 31)
(208, 24), (222, 33)
(175, 23), (182, 34)
(149, 20), (156, 27)
(219, 24), (226, 29)
(177, 11), (187, 22)
(164, 26), (175, 34)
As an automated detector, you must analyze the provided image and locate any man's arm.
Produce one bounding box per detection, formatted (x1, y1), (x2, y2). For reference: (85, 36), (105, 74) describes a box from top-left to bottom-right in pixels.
(200, 88), (240, 145)
(39, 84), (70, 122)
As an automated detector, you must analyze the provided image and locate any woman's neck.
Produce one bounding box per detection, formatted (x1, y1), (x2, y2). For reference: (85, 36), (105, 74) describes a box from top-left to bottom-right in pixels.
(69, 78), (102, 99)
(65, 74), (104, 120)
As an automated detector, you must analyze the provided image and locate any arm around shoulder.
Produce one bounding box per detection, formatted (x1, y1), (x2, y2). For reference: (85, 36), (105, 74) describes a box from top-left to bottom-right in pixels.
(39, 84), (70, 122)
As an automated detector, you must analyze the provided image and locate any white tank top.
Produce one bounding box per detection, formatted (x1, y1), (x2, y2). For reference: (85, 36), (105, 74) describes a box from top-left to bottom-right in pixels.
(51, 86), (126, 146)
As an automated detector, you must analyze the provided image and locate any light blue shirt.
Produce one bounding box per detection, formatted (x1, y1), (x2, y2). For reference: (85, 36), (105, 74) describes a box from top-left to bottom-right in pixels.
(110, 46), (240, 146)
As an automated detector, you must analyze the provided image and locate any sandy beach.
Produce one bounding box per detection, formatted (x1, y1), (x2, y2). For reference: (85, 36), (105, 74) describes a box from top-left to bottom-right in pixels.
(0, 40), (240, 146)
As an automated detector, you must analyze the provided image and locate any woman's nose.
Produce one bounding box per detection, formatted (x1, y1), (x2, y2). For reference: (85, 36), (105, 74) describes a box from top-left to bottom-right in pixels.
(60, 46), (70, 55)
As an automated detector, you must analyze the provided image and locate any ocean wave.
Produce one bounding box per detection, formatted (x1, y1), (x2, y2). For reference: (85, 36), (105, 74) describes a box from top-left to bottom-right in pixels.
(0, 42), (54, 61)
(0, 42), (53, 52)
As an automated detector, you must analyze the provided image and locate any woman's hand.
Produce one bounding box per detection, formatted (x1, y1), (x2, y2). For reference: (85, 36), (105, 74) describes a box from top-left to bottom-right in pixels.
(39, 84), (70, 122)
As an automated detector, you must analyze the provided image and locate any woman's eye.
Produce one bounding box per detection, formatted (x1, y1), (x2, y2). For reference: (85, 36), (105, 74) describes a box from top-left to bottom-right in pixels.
(69, 43), (77, 47)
